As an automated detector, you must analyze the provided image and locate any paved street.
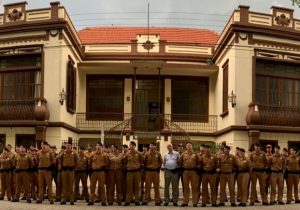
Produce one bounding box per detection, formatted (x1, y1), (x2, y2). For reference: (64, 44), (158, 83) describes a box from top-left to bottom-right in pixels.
(0, 200), (299, 210)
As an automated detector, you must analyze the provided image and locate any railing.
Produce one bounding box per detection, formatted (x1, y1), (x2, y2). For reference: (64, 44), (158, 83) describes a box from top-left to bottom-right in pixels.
(76, 112), (218, 133)
(259, 105), (300, 126)
(0, 99), (36, 120)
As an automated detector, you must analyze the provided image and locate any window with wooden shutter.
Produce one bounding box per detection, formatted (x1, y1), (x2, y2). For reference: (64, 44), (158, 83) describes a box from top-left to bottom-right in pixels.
(66, 58), (76, 114)
(221, 60), (229, 117)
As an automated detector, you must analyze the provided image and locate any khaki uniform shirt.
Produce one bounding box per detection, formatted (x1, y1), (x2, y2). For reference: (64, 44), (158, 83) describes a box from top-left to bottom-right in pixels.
(180, 150), (198, 169)
(144, 151), (162, 170)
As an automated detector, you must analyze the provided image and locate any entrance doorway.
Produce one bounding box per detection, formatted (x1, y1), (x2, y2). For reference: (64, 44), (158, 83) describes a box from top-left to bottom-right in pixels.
(134, 79), (163, 131)
(16, 134), (36, 149)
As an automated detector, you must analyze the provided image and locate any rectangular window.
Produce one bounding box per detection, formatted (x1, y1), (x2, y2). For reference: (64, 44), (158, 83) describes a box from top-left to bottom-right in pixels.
(87, 76), (124, 120)
(222, 60), (229, 116)
(172, 78), (208, 121)
(255, 60), (300, 107)
(0, 53), (42, 100)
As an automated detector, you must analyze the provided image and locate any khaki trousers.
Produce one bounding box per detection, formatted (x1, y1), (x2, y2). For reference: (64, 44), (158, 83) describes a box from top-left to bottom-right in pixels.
(202, 173), (217, 205)
(287, 173), (299, 202)
(0, 171), (11, 200)
(90, 171), (106, 202)
(15, 171), (30, 200)
(220, 173), (235, 203)
(182, 170), (199, 205)
(126, 171), (141, 203)
(74, 171), (88, 200)
(107, 169), (122, 203)
(61, 170), (74, 202)
(237, 172), (250, 204)
(270, 172), (284, 203)
(144, 171), (161, 203)
(250, 171), (267, 203)
(38, 170), (53, 201)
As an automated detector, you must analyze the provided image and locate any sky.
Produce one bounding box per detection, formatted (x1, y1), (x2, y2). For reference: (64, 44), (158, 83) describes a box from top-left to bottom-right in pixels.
(0, 0), (300, 32)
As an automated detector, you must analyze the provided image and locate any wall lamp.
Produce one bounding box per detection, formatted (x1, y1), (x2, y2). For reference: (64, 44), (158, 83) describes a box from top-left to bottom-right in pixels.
(59, 88), (66, 105)
(228, 90), (237, 108)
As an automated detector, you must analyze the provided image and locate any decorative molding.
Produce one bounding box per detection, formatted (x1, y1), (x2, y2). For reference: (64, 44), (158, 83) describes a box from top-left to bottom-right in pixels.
(7, 8), (23, 22)
(0, 46), (42, 56)
(142, 40), (155, 51)
(275, 13), (290, 27)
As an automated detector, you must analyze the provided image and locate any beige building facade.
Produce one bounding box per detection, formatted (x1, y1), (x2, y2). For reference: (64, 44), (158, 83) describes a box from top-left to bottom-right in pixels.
(0, 2), (299, 155)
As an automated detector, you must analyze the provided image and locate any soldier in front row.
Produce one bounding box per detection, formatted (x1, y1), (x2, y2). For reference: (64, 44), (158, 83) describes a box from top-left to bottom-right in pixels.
(0, 147), (13, 201)
(286, 147), (300, 204)
(58, 140), (78, 205)
(142, 142), (162, 206)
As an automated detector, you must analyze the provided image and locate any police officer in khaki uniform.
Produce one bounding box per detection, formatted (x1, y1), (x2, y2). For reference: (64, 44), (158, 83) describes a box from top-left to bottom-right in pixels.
(36, 141), (55, 204)
(140, 145), (148, 201)
(179, 142), (199, 207)
(249, 143), (268, 205)
(0, 147), (13, 200)
(121, 144), (129, 202)
(236, 148), (251, 207)
(88, 142), (108, 206)
(6, 144), (16, 199)
(13, 146), (33, 203)
(74, 146), (89, 202)
(269, 145), (285, 205)
(55, 145), (65, 202)
(107, 145), (123, 205)
(216, 145), (237, 207)
(123, 141), (143, 206)
(58, 139), (78, 205)
(198, 144), (218, 207)
(142, 142), (162, 206)
(285, 147), (300, 204)
(265, 144), (273, 197)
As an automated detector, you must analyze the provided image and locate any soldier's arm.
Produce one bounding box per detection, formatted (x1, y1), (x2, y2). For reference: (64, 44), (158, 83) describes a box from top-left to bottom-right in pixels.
(158, 153), (163, 168)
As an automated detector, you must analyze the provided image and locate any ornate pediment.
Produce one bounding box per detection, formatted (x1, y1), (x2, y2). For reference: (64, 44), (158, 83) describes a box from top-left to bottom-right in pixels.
(7, 8), (22, 22)
(275, 13), (290, 26)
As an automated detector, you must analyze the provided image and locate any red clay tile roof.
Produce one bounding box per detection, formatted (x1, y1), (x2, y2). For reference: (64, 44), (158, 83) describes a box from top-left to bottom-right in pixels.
(77, 26), (219, 45)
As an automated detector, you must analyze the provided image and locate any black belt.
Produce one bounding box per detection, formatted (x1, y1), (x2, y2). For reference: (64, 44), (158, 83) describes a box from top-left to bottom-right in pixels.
(237, 170), (250, 174)
(14, 169), (29, 173)
(252, 168), (265, 172)
(127, 168), (141, 172)
(75, 169), (88, 173)
(0, 168), (12, 172)
(221, 171), (233, 174)
(287, 170), (300, 174)
(145, 168), (160, 172)
(271, 170), (283, 173)
(38, 167), (52, 171)
(61, 167), (75, 171)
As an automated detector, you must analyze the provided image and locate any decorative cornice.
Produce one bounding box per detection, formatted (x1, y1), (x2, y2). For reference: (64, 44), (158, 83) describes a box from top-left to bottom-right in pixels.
(275, 13), (290, 26)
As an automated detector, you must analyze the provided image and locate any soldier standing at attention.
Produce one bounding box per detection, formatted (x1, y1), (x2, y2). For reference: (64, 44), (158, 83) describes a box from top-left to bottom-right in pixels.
(285, 147), (300, 204)
(74, 146), (89, 202)
(0, 147), (13, 201)
(6, 144), (16, 199)
(216, 145), (237, 207)
(123, 141), (143, 206)
(179, 142), (199, 207)
(107, 145), (123, 205)
(142, 142), (162, 206)
(269, 145), (285, 205)
(13, 145), (33, 203)
(58, 139), (78, 205)
(140, 145), (148, 201)
(121, 144), (129, 202)
(198, 144), (218, 207)
(249, 143), (268, 206)
(236, 148), (251, 207)
(55, 145), (65, 202)
(163, 143), (180, 207)
(265, 144), (273, 198)
(36, 141), (55, 204)
(88, 142), (108, 206)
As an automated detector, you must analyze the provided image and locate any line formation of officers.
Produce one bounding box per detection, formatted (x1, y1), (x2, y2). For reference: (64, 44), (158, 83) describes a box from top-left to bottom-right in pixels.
(0, 140), (299, 208)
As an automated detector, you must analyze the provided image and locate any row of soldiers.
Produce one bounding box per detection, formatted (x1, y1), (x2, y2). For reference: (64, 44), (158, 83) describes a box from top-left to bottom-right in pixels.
(0, 140), (299, 207)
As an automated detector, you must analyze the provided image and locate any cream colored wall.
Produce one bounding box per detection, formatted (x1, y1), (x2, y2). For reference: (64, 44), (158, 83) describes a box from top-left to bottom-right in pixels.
(260, 132), (300, 149)
(164, 79), (171, 115)
(46, 127), (78, 147)
(0, 127), (35, 149)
